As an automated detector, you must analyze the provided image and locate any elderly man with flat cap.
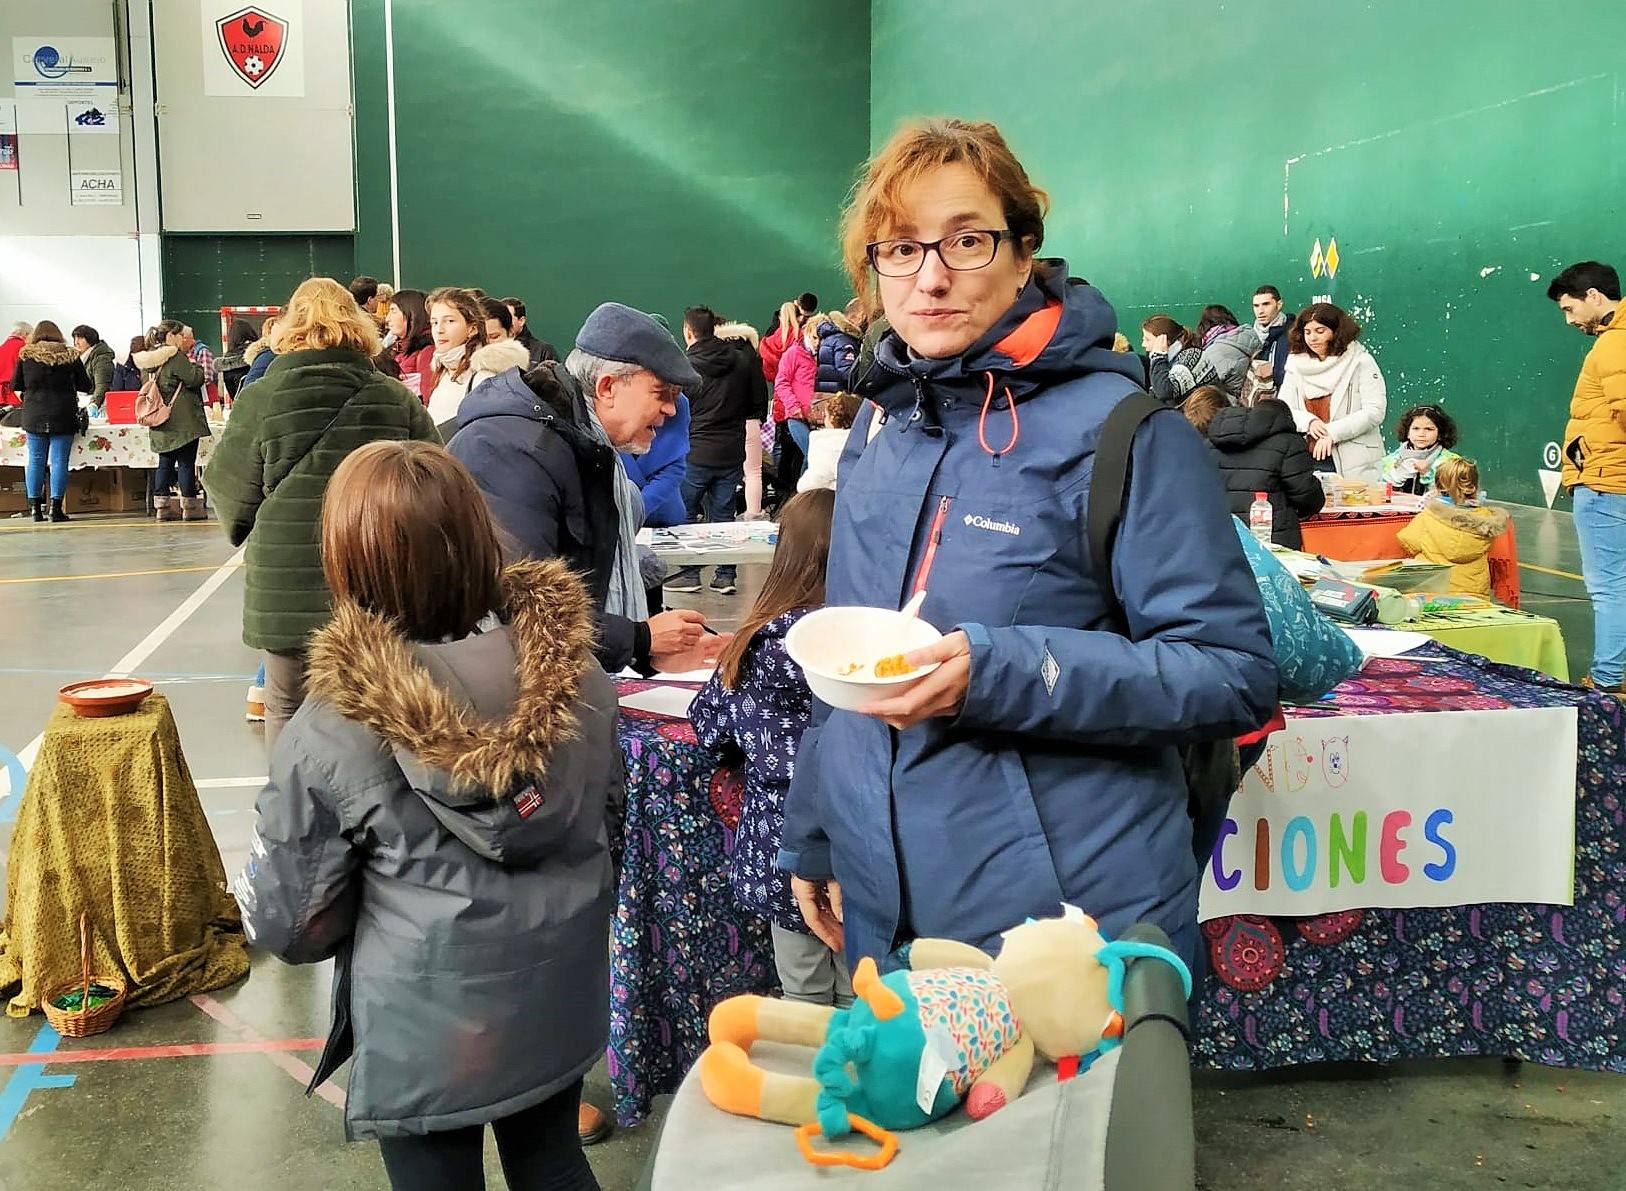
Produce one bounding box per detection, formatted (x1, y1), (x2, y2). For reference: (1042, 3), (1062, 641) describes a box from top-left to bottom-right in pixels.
(449, 302), (727, 685)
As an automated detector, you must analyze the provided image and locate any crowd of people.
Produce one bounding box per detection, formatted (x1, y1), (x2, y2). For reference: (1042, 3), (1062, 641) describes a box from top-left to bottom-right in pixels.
(4, 112), (1622, 1190)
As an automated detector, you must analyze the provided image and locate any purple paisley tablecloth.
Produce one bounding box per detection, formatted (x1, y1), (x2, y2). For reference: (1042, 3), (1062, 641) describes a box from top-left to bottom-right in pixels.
(609, 681), (777, 1126)
(1196, 645), (1626, 1073)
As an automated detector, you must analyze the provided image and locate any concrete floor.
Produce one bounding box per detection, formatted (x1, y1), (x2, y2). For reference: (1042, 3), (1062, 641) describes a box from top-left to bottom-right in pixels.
(0, 504), (1616, 1190)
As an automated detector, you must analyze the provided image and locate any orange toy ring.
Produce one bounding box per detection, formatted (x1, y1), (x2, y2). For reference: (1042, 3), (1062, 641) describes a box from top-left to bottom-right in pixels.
(794, 1113), (900, 1170)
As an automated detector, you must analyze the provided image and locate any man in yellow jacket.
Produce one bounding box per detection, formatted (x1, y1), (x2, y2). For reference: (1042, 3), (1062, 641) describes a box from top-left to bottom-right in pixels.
(1549, 260), (1626, 696)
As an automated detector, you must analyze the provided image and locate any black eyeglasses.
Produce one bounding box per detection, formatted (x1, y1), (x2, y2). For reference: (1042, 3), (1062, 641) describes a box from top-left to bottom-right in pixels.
(866, 229), (1015, 278)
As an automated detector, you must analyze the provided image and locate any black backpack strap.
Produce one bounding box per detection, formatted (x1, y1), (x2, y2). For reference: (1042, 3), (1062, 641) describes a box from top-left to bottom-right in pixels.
(1086, 388), (1167, 634)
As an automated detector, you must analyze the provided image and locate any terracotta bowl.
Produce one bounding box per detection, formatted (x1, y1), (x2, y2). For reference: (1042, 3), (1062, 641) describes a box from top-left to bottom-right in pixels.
(58, 678), (154, 717)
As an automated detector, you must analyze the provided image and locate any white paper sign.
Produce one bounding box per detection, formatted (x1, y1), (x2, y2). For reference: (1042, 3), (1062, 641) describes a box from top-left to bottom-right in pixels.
(13, 37), (117, 100)
(69, 170), (123, 206)
(1198, 707), (1577, 921)
(617, 686), (698, 719)
(201, 2), (306, 98)
(65, 100), (118, 134)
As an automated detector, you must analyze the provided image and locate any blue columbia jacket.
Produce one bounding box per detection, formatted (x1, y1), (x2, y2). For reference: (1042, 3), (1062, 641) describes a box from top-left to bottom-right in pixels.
(777, 261), (1276, 973)
(619, 393), (689, 527)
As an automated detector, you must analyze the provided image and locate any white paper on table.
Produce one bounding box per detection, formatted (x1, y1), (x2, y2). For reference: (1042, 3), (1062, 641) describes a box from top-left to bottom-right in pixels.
(618, 686), (698, 718)
(1341, 627), (1433, 658)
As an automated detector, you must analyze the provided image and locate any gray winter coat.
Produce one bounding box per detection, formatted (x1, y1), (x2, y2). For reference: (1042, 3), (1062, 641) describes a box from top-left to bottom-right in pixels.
(236, 559), (623, 1140)
(1201, 325), (1264, 400)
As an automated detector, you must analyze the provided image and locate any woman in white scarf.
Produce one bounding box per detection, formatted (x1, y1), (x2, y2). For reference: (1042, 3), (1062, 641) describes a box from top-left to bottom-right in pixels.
(1278, 302), (1387, 481)
(425, 286), (486, 429)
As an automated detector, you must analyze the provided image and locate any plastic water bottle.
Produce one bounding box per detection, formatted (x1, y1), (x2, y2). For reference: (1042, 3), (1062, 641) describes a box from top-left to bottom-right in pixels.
(1249, 492), (1273, 545)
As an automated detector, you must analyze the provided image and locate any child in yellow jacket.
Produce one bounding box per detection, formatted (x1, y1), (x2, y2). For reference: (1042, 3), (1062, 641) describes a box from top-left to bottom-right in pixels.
(1396, 457), (1511, 597)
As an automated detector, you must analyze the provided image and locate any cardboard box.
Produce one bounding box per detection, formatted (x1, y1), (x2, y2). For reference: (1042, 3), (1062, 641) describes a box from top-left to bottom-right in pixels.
(0, 465), (28, 514)
(64, 467), (148, 515)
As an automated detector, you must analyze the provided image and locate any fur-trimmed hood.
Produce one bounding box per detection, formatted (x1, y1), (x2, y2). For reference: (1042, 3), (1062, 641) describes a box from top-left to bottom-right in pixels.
(717, 320), (760, 349)
(1421, 496), (1511, 541)
(133, 343), (178, 371)
(243, 339), (272, 366)
(19, 340), (77, 366)
(305, 558), (593, 791)
(469, 336), (532, 377)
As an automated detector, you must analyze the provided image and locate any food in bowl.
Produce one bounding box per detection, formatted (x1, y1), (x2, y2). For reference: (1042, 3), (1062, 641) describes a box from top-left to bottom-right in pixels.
(873, 654), (916, 679)
(785, 606), (944, 713)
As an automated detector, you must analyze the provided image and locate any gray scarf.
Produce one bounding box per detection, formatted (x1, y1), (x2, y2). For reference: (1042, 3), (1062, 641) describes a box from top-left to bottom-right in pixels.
(582, 401), (648, 622)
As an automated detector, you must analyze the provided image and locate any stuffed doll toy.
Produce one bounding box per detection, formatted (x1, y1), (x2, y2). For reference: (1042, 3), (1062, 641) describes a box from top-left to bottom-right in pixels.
(698, 904), (1191, 1170)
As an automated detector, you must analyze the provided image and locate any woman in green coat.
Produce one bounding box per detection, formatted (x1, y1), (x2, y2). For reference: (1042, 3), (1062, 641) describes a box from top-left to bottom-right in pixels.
(205, 277), (440, 749)
(133, 320), (213, 521)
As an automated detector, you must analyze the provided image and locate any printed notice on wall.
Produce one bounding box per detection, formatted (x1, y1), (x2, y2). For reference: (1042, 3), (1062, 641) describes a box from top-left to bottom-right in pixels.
(13, 37), (117, 100)
(201, 2), (305, 97)
(0, 103), (17, 172)
(70, 170), (123, 206)
(1198, 707), (1577, 921)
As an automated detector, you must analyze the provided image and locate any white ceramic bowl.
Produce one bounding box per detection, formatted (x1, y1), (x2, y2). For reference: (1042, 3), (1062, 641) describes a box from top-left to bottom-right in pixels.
(784, 605), (944, 712)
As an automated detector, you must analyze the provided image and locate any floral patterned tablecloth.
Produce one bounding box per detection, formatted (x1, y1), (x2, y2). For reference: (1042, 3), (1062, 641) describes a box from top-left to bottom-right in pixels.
(1197, 646), (1626, 1073)
(0, 423), (219, 471)
(604, 652), (1626, 1127)
(609, 681), (777, 1126)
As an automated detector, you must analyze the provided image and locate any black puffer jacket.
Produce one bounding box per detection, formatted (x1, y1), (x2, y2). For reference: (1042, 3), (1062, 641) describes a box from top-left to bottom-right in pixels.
(1206, 399), (1326, 549)
(13, 341), (90, 435)
(685, 334), (765, 469)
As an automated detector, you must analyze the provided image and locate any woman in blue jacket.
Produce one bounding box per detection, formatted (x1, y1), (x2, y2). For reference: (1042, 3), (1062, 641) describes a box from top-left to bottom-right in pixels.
(779, 119), (1277, 975)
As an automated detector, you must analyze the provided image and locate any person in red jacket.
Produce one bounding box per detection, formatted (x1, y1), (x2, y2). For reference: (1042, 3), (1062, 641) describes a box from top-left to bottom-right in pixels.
(0, 321), (30, 407)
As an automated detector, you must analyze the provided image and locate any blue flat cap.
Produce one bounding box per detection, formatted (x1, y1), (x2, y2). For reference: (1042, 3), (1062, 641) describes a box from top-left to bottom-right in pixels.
(575, 302), (700, 389)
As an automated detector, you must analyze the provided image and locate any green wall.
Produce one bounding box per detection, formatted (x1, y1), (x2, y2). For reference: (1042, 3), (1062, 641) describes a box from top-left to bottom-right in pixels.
(159, 234), (356, 349)
(870, 1), (1626, 507)
(351, 0), (870, 351)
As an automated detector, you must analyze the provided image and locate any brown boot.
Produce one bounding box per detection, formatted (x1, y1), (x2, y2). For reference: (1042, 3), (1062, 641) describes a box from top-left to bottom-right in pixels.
(577, 1100), (613, 1146)
(180, 495), (209, 521)
(153, 496), (179, 522)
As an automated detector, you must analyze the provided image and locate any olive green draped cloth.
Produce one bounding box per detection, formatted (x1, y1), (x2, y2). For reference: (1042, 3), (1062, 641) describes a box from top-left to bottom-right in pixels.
(0, 695), (249, 1016)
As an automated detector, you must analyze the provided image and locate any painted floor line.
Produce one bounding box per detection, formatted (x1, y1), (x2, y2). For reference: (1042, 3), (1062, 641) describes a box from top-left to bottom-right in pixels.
(195, 776), (269, 789)
(189, 994), (344, 1108)
(1520, 561), (1585, 582)
(0, 547), (245, 804)
(0, 564), (227, 586)
(0, 1038), (325, 1066)
(0, 1023), (73, 1142)
(0, 667), (255, 681)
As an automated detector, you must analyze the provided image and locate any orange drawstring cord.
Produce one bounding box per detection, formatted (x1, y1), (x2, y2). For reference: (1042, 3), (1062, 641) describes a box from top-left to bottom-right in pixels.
(978, 373), (1021, 458)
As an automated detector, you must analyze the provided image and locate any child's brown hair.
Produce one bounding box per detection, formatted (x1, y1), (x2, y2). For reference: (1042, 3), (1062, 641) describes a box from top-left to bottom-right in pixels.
(716, 488), (836, 689)
(1434, 456), (1480, 504)
(824, 392), (860, 430)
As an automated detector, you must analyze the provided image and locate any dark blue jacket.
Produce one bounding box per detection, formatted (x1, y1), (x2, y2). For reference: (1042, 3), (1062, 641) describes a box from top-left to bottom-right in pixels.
(447, 364), (647, 674)
(777, 261), (1277, 974)
(239, 346), (276, 390)
(689, 608), (815, 933)
(815, 322), (859, 394)
(619, 393), (689, 527)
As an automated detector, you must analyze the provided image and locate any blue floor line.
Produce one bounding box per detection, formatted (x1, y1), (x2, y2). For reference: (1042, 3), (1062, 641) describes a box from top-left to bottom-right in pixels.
(0, 1023), (74, 1143)
(0, 746), (24, 825)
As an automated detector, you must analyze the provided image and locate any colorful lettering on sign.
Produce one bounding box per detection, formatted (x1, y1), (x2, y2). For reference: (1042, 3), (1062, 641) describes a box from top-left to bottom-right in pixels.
(1210, 808), (1456, 892)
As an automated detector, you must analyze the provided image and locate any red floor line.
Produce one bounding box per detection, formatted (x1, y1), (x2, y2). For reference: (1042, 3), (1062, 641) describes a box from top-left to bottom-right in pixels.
(0, 1038), (324, 1065)
(189, 993), (346, 1108)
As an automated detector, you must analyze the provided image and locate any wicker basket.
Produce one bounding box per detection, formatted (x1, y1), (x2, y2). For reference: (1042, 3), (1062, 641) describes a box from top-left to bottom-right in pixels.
(42, 913), (126, 1038)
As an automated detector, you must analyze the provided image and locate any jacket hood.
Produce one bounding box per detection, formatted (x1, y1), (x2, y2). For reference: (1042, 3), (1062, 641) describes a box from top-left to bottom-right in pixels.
(687, 333), (739, 379)
(1208, 400), (1296, 449)
(19, 340), (78, 366)
(858, 259), (1142, 411)
(1423, 496), (1511, 541)
(469, 337), (531, 376)
(303, 559), (597, 865)
(243, 340), (272, 365)
(817, 311), (859, 339)
(717, 321), (759, 348)
(133, 344), (178, 370)
(86, 340), (114, 361)
(458, 360), (581, 429)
